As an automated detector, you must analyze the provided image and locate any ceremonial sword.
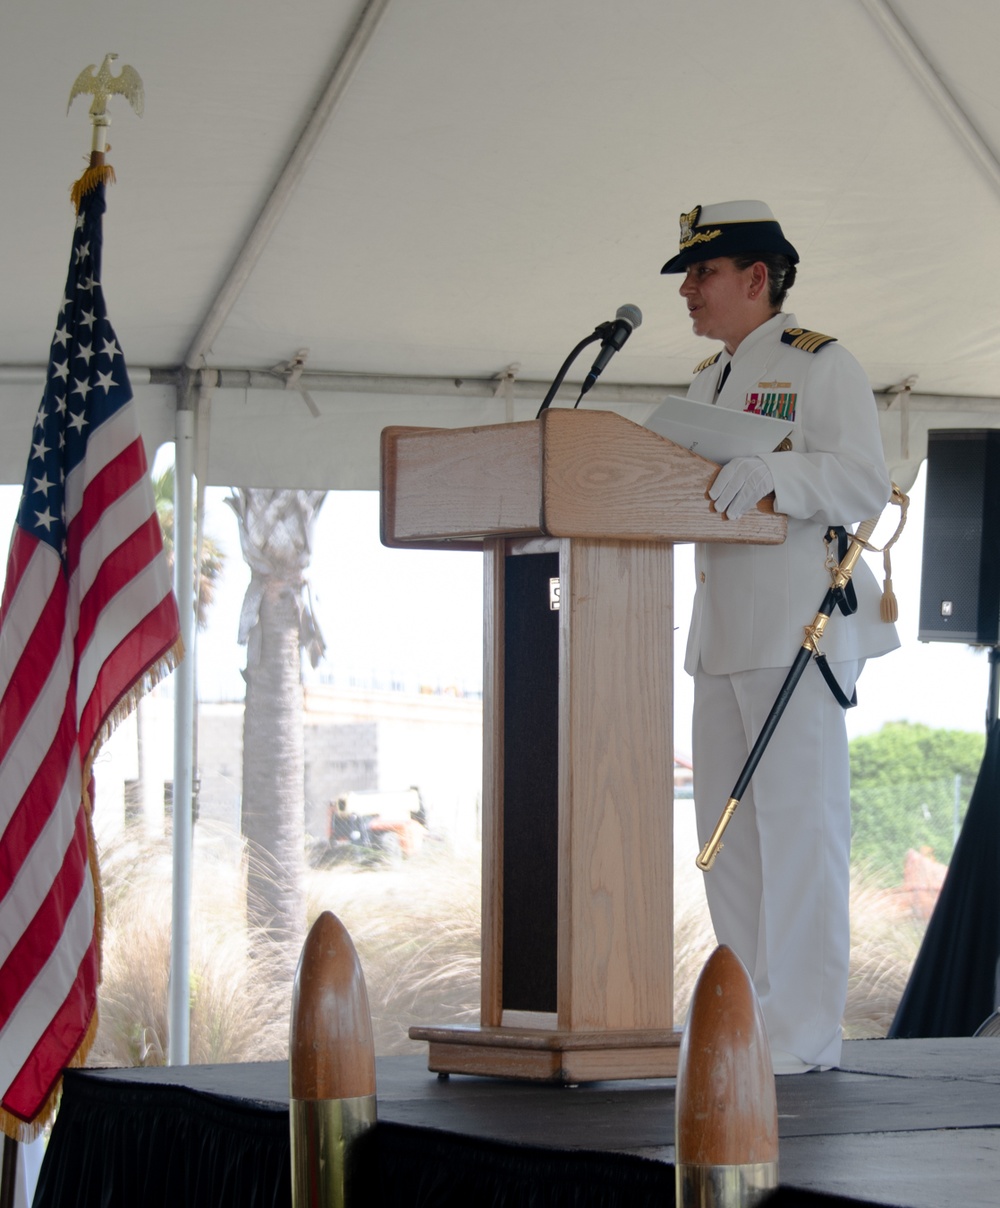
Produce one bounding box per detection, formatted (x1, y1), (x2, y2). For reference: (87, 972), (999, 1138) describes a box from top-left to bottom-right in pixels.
(695, 495), (902, 872)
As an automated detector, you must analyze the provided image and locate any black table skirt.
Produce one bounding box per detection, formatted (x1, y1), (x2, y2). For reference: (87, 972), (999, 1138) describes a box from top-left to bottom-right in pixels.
(32, 1058), (887, 1207)
(33, 1065), (680, 1208)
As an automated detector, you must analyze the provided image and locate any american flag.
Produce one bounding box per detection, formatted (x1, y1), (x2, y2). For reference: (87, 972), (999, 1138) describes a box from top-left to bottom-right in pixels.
(0, 181), (181, 1134)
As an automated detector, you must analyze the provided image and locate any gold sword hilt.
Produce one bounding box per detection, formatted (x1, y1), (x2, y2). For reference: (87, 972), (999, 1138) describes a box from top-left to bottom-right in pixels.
(696, 797), (739, 871)
(831, 515), (879, 589)
(804, 515), (881, 654)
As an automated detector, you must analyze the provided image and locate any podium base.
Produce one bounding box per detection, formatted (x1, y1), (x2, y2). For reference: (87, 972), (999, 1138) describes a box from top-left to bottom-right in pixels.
(408, 1024), (682, 1084)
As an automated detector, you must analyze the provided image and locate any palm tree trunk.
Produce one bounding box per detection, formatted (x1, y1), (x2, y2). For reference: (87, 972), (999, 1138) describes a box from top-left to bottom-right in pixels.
(242, 577), (307, 973)
(228, 487), (326, 981)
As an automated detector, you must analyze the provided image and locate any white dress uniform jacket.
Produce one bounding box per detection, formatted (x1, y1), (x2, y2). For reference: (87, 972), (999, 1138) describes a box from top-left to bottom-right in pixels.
(684, 311), (899, 677)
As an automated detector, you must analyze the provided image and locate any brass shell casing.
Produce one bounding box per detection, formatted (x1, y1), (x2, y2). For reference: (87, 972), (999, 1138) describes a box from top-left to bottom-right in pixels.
(290, 1094), (377, 1208)
(676, 1161), (779, 1206)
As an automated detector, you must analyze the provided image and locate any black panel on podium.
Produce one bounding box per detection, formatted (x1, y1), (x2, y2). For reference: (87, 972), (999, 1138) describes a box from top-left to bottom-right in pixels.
(502, 550), (559, 1013)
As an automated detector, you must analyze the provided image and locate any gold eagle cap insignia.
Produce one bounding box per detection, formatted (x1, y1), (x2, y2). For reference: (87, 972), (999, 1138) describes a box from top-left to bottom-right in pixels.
(679, 206), (702, 246)
(68, 53), (144, 119)
(678, 204), (721, 252)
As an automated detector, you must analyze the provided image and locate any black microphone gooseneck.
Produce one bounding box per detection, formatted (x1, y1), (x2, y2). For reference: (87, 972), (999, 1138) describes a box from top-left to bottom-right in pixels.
(535, 304), (643, 419)
(579, 303), (643, 400)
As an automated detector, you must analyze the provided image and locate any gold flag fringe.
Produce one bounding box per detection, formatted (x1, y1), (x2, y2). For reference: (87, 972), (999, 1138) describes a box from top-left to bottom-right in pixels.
(81, 636), (184, 970)
(70, 152), (116, 212)
(0, 636), (185, 1143)
(86, 636), (186, 766)
(0, 1011), (99, 1144)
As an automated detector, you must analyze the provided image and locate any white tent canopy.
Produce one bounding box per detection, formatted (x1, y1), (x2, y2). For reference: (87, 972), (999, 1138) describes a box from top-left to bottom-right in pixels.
(2, 0), (1000, 491)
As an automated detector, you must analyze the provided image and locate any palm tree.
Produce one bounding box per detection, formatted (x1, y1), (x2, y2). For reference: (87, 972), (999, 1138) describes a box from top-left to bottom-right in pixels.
(226, 488), (326, 977)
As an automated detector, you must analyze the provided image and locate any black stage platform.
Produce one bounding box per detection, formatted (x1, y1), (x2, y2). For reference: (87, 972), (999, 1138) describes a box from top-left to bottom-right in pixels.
(33, 1038), (1000, 1207)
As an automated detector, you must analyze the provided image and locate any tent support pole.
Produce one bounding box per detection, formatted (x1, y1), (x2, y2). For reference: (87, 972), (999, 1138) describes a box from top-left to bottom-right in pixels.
(168, 394), (197, 1065)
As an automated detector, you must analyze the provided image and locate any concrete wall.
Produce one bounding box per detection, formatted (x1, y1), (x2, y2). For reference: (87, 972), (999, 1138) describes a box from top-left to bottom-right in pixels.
(92, 683), (483, 854)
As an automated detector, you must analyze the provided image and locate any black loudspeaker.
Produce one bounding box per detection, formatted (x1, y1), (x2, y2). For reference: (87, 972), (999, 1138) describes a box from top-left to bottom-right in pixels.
(918, 429), (1000, 645)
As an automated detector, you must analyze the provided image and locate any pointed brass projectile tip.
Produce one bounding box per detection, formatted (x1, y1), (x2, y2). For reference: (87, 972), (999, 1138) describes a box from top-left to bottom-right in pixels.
(675, 946), (778, 1204)
(290, 910), (376, 1101)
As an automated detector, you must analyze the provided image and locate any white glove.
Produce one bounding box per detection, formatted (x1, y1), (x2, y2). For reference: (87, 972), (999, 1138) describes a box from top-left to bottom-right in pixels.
(709, 456), (774, 519)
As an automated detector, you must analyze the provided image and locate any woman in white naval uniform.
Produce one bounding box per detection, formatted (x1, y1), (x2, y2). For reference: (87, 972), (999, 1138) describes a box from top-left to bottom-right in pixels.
(661, 201), (899, 1073)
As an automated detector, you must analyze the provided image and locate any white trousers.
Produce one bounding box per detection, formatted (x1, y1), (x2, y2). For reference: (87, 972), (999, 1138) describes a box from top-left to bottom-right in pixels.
(692, 657), (861, 1068)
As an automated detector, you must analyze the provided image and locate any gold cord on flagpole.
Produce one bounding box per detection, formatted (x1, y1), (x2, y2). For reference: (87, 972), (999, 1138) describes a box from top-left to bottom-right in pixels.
(67, 53), (143, 210)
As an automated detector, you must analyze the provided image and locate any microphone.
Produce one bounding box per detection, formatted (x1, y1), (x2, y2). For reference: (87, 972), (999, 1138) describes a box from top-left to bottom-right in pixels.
(579, 303), (642, 398)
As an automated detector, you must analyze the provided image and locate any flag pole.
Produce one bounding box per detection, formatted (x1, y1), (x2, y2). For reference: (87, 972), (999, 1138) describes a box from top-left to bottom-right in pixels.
(0, 1134), (17, 1208)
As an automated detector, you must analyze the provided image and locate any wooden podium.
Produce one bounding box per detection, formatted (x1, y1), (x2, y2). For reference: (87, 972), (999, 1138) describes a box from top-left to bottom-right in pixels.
(380, 409), (785, 1082)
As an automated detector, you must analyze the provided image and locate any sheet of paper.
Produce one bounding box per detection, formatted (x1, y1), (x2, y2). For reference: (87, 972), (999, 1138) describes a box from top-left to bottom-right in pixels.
(643, 393), (793, 465)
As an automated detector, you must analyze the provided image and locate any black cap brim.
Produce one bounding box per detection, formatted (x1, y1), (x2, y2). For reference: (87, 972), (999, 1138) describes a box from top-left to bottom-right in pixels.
(661, 221), (799, 274)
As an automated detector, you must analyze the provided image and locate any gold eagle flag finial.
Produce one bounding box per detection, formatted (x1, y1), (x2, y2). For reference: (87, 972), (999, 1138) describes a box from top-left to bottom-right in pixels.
(67, 53), (144, 210)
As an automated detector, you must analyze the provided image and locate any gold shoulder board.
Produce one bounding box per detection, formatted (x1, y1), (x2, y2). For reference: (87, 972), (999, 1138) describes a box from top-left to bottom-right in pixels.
(692, 351), (722, 374)
(781, 328), (838, 353)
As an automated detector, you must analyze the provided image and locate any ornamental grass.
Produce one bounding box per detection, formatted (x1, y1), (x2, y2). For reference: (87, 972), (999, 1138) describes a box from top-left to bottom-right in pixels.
(94, 828), (930, 1067)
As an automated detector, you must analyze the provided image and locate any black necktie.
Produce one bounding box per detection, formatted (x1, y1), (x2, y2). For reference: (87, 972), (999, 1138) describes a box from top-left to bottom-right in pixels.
(716, 361), (731, 397)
